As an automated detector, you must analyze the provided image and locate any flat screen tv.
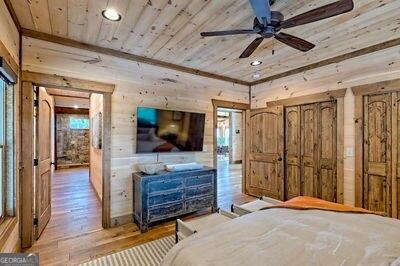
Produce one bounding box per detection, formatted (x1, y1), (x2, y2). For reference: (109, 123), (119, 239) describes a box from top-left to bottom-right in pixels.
(136, 107), (206, 153)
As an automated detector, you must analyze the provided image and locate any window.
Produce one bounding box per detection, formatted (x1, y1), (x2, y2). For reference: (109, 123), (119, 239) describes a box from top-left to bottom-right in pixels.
(0, 78), (15, 221)
(69, 117), (89, 130)
(0, 79), (4, 219)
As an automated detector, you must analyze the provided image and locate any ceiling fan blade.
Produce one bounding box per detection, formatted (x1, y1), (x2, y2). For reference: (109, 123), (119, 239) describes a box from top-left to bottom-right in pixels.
(280, 0), (354, 29)
(249, 0), (271, 25)
(239, 37), (264, 58)
(200, 29), (259, 37)
(275, 32), (315, 52)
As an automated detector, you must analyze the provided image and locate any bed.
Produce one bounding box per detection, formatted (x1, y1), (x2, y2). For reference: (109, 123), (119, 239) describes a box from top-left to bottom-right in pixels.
(162, 201), (400, 265)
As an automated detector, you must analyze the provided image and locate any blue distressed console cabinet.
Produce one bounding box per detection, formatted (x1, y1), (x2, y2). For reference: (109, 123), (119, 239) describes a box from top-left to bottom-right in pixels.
(133, 167), (217, 232)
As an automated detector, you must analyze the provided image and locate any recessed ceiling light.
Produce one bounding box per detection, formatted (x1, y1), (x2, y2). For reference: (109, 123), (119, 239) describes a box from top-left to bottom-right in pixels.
(253, 73), (261, 79)
(74, 105), (79, 109)
(102, 9), (121, 22)
(250, 60), (262, 66)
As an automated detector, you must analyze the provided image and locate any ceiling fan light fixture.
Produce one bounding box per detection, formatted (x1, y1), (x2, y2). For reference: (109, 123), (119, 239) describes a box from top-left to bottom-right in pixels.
(250, 60), (262, 66)
(102, 9), (121, 22)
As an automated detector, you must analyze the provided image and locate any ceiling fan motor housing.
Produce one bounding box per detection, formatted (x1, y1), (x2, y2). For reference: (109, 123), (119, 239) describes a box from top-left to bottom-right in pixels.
(254, 11), (284, 38)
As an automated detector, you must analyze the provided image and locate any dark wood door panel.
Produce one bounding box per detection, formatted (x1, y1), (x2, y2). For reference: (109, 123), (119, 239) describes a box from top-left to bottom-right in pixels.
(246, 106), (284, 200)
(363, 93), (392, 216)
(285, 106), (300, 199)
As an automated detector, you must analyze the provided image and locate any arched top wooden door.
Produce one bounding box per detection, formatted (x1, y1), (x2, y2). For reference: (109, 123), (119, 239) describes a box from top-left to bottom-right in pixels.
(245, 106), (284, 200)
(35, 87), (54, 239)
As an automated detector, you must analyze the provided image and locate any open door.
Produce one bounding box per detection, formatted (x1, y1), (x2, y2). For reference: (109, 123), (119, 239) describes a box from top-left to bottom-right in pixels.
(35, 87), (54, 239)
(245, 106), (284, 200)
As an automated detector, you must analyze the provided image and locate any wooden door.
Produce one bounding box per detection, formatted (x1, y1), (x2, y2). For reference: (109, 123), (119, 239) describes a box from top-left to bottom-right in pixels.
(300, 104), (319, 197)
(318, 102), (337, 202)
(35, 87), (54, 239)
(363, 93), (392, 215)
(285, 106), (301, 199)
(397, 93), (400, 218)
(246, 106), (284, 200)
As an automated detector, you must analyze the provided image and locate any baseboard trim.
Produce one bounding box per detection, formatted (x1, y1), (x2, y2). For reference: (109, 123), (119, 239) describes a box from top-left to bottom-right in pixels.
(111, 214), (133, 227)
(57, 163), (89, 169)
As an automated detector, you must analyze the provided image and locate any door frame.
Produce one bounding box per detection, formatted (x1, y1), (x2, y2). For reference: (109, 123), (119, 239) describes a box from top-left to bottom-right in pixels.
(352, 79), (400, 218)
(20, 71), (115, 248)
(212, 100), (250, 194)
(264, 88), (346, 203)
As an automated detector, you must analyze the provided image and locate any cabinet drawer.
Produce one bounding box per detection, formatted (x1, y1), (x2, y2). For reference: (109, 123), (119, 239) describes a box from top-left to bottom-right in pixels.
(148, 202), (184, 222)
(148, 190), (183, 206)
(186, 185), (213, 199)
(186, 174), (213, 187)
(148, 179), (183, 194)
(185, 196), (214, 212)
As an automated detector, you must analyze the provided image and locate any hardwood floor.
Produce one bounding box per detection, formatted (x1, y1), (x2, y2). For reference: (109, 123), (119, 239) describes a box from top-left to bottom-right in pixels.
(24, 163), (254, 265)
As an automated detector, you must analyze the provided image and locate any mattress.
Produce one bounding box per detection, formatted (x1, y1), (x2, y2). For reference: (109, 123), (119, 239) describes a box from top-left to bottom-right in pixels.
(162, 208), (400, 266)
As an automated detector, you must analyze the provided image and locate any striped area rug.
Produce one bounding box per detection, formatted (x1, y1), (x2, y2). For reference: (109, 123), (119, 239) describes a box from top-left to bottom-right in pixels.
(80, 235), (175, 266)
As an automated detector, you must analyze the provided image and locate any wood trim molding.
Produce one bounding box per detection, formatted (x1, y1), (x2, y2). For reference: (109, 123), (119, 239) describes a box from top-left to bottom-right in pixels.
(51, 94), (90, 100)
(212, 100), (249, 194)
(251, 37), (400, 86)
(54, 107), (89, 115)
(102, 93), (112, 229)
(265, 88), (347, 107)
(352, 80), (400, 209)
(336, 98), (345, 204)
(21, 82), (34, 248)
(111, 214), (133, 228)
(21, 71), (115, 94)
(212, 99), (250, 110)
(352, 78), (400, 96)
(22, 28), (251, 87)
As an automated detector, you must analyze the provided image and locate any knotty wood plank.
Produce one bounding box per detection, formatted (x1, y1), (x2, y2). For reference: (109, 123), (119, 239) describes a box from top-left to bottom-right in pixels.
(21, 71), (115, 94)
(265, 89), (347, 107)
(252, 37), (400, 86)
(336, 97), (345, 204)
(21, 28), (251, 86)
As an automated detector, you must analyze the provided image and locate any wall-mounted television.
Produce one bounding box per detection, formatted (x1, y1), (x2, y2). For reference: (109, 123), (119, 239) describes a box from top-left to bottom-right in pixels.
(136, 107), (206, 153)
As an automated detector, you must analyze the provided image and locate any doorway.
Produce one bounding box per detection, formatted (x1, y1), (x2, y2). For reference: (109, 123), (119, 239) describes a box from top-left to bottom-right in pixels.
(20, 71), (114, 248)
(212, 100), (249, 209)
(217, 108), (244, 206)
(33, 88), (104, 241)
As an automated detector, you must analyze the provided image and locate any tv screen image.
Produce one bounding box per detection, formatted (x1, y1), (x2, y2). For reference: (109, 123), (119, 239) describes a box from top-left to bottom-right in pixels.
(136, 107), (206, 153)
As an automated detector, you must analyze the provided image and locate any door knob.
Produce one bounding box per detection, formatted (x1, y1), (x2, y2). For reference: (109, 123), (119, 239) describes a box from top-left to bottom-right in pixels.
(277, 157), (283, 162)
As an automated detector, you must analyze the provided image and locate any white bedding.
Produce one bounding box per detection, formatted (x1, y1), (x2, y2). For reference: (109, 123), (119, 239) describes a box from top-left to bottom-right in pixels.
(162, 209), (400, 266)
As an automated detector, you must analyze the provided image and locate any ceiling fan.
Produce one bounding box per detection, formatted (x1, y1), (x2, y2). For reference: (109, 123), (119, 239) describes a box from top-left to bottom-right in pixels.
(200, 0), (354, 58)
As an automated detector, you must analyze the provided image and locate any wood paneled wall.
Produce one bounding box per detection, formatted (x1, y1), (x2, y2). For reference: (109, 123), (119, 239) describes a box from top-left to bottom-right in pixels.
(230, 112), (243, 163)
(90, 93), (103, 201)
(251, 45), (400, 206)
(0, 0), (20, 252)
(0, 0), (19, 64)
(22, 37), (249, 221)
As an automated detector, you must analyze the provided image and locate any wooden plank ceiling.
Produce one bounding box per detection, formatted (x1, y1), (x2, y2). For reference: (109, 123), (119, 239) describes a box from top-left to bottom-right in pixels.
(10, 0), (400, 83)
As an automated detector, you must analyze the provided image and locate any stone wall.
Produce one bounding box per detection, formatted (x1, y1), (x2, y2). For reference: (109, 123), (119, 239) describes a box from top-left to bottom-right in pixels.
(56, 113), (90, 167)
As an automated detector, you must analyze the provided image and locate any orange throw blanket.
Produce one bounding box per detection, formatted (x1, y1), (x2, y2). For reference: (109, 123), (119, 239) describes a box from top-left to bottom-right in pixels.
(261, 196), (384, 216)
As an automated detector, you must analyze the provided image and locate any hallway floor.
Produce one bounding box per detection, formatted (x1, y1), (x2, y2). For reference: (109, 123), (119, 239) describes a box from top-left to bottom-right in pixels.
(25, 165), (254, 265)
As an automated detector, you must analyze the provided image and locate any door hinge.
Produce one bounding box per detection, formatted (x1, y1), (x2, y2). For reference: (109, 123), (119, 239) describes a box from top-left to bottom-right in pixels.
(33, 99), (39, 107)
(33, 218), (38, 226)
(33, 159), (39, 166)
